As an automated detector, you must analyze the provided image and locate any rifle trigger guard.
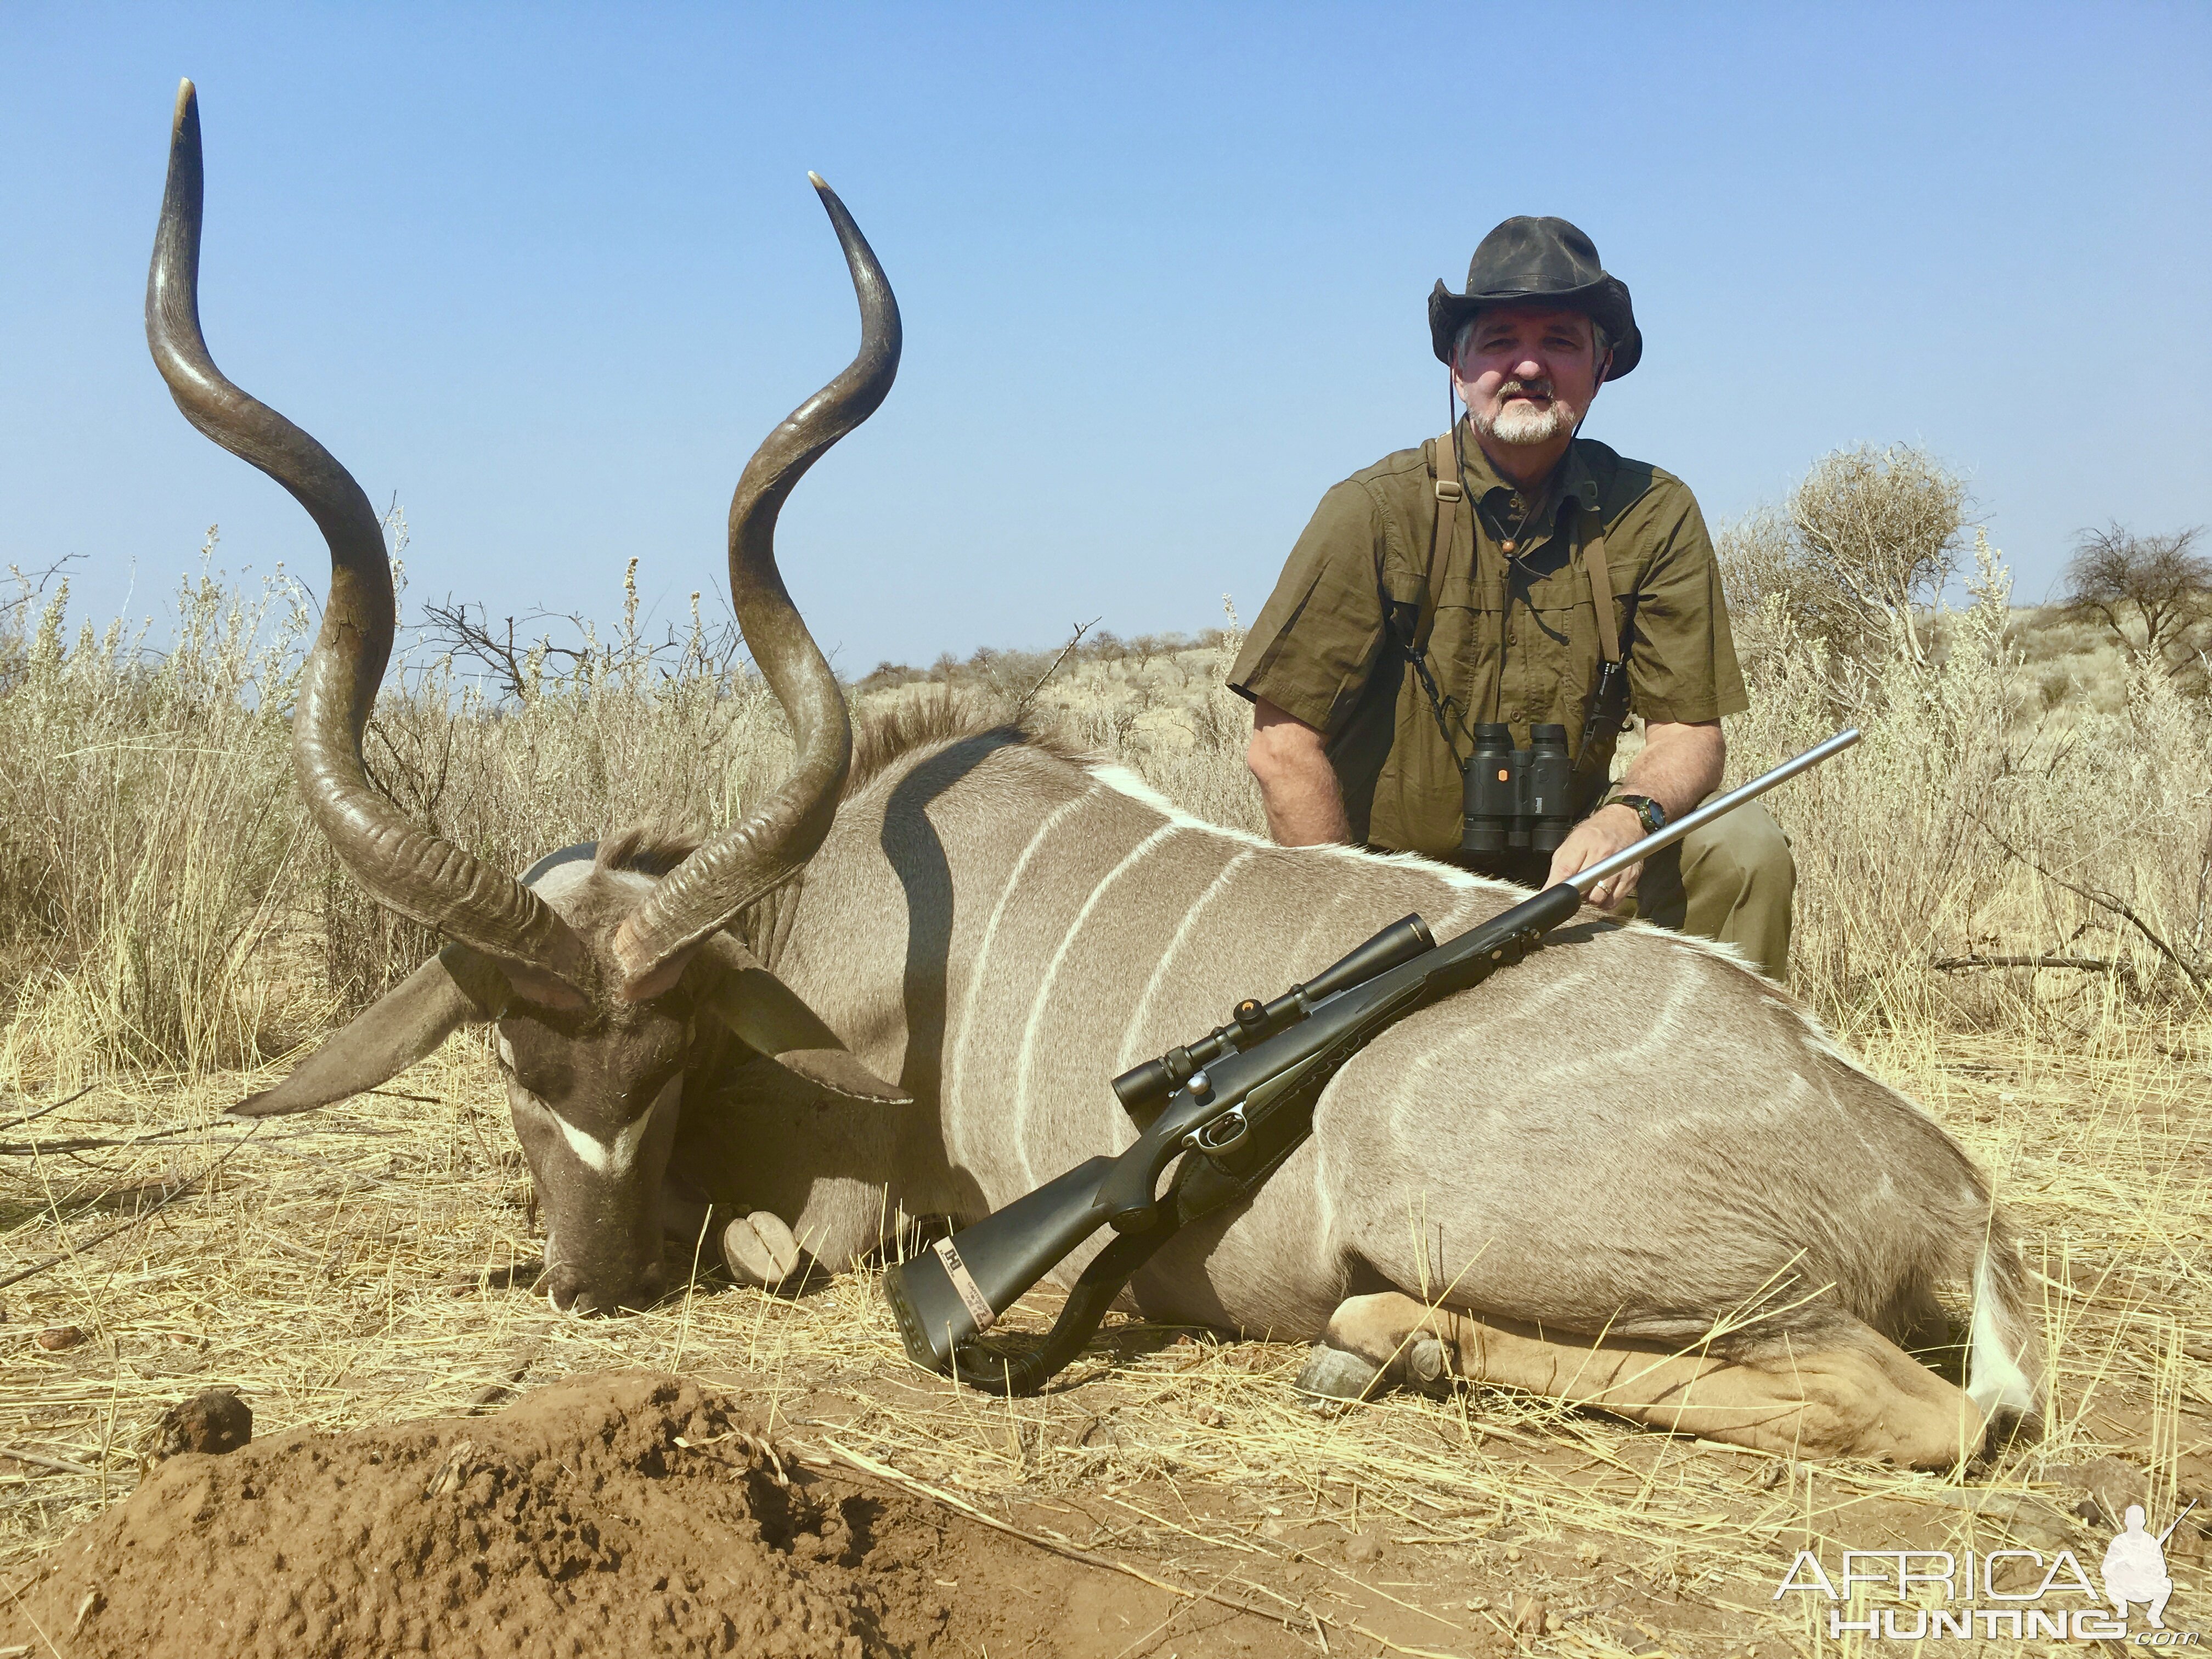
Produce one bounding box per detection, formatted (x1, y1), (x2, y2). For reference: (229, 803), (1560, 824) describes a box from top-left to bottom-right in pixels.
(1188, 1106), (1249, 1160)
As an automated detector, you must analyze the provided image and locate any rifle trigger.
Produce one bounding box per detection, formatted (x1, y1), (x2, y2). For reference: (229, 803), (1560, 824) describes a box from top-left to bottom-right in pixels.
(1188, 1106), (1249, 1160)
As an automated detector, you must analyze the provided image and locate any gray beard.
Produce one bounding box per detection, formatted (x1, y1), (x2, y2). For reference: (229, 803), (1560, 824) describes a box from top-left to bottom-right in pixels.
(1477, 398), (1578, 447)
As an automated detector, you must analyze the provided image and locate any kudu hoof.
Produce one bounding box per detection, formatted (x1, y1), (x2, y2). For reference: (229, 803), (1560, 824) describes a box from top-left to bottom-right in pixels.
(1403, 1336), (1452, 1386)
(723, 1211), (803, 1290)
(1294, 1344), (1385, 1410)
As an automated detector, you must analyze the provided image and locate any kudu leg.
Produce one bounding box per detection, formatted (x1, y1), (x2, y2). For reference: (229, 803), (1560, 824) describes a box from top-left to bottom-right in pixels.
(1308, 1292), (1987, 1468)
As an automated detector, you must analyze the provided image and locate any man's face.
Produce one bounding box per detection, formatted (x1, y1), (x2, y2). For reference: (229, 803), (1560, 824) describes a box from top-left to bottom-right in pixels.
(1452, 304), (1606, 450)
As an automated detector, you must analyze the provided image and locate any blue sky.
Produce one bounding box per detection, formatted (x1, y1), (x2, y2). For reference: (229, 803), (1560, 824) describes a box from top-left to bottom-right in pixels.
(3, 3), (2206, 674)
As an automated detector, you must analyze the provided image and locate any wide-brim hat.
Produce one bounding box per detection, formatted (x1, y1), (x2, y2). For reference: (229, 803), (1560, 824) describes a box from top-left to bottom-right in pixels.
(1428, 215), (1641, 381)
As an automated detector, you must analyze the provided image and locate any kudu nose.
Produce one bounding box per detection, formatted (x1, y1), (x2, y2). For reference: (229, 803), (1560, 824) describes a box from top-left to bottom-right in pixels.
(547, 1260), (667, 1317)
(547, 1265), (593, 1314)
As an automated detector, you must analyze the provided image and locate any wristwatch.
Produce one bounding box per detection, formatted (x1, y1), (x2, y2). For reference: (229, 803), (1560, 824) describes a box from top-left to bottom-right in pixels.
(1604, 793), (1668, 837)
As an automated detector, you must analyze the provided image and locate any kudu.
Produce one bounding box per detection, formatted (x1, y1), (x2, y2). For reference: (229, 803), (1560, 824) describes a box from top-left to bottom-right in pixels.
(165, 83), (2044, 1465)
(149, 80), (910, 1313)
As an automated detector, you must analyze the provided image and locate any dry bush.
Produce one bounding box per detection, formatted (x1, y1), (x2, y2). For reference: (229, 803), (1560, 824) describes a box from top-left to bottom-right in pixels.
(1722, 447), (2211, 1036)
(6, 498), (2207, 1086)
(0, 551), (308, 1084)
(0, 549), (795, 1084)
(1721, 444), (1968, 689)
(1024, 596), (1267, 838)
(2061, 521), (2211, 686)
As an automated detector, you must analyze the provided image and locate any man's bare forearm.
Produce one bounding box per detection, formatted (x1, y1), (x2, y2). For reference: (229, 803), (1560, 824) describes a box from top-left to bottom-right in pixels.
(1246, 698), (1353, 845)
(1613, 720), (1725, 821)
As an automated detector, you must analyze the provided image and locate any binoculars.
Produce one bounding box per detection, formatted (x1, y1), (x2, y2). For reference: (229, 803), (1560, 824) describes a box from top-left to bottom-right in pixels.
(1461, 722), (1573, 856)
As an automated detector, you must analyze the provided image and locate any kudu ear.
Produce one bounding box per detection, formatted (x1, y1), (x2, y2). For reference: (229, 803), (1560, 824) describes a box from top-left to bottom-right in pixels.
(686, 934), (912, 1106)
(233, 945), (507, 1118)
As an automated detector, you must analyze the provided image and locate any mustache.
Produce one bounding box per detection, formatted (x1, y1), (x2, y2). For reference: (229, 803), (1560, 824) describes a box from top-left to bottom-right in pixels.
(1497, 379), (1555, 400)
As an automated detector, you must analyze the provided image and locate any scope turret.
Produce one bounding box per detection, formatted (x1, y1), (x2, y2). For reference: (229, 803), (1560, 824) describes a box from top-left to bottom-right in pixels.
(1108, 915), (1434, 1115)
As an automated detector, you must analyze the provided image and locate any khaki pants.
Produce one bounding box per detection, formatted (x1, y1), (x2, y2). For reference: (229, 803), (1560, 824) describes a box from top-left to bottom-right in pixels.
(1625, 798), (1795, 980)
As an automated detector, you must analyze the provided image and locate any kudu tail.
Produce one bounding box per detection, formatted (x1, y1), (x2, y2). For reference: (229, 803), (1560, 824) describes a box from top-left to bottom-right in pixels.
(1965, 1214), (2046, 1448)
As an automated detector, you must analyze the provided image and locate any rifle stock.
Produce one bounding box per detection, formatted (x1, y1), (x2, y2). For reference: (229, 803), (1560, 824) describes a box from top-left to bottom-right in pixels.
(884, 1156), (1118, 1374)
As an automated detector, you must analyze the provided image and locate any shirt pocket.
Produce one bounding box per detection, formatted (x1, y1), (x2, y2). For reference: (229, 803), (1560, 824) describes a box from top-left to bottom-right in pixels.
(1437, 569), (1503, 719)
(1527, 594), (1602, 736)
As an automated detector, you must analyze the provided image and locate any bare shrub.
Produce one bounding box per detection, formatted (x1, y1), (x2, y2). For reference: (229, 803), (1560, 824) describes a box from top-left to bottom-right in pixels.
(1720, 445), (1970, 697)
(2060, 522), (2210, 682)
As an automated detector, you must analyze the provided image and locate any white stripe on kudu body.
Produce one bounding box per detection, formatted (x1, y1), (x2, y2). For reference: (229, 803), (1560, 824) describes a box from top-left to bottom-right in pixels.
(1013, 822), (1178, 1186)
(693, 725), (2041, 1461)
(945, 783), (1100, 1164)
(1118, 844), (1259, 1072)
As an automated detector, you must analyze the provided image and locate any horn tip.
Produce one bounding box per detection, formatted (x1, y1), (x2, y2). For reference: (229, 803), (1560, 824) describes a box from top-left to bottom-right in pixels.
(171, 78), (199, 136)
(806, 170), (830, 193)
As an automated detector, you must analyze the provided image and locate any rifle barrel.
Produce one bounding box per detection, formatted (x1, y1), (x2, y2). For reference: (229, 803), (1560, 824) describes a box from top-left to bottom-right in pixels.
(1570, 729), (1860, 895)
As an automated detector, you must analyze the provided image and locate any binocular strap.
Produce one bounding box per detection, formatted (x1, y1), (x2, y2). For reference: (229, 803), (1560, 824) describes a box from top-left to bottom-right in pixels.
(1395, 433), (1623, 780)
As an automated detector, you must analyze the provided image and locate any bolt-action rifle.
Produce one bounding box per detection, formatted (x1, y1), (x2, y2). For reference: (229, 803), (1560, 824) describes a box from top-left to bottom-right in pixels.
(882, 730), (1862, 1394)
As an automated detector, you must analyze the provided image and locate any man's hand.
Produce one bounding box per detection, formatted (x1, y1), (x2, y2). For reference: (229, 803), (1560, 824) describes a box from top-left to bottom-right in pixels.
(1246, 699), (1353, 845)
(1544, 719), (1725, 909)
(1546, 802), (1648, 908)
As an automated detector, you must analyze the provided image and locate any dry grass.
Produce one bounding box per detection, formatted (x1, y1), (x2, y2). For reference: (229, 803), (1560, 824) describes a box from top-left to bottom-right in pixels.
(0, 1020), (2204, 1650)
(3, 493), (2210, 1648)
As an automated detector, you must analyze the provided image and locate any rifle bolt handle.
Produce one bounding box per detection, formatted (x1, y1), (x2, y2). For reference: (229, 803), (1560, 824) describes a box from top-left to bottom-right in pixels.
(1187, 1071), (1212, 1100)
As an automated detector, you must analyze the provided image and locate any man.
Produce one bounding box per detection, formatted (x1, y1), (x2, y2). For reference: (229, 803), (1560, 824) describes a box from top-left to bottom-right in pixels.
(1228, 216), (1795, 979)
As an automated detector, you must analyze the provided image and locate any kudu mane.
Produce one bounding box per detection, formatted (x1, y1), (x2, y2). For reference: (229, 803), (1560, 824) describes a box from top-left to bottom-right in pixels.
(847, 690), (1087, 794)
(714, 690), (1087, 963)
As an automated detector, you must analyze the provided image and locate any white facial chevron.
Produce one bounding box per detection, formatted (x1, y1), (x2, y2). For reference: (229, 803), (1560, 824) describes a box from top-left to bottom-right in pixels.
(557, 1085), (669, 1177)
(508, 1075), (676, 1180)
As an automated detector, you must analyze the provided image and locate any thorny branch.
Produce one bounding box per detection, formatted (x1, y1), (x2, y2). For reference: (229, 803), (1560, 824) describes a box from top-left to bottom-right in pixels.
(1014, 617), (1103, 721)
(1965, 809), (2209, 995)
(421, 592), (749, 706)
(419, 600), (589, 703)
(1928, 953), (2142, 994)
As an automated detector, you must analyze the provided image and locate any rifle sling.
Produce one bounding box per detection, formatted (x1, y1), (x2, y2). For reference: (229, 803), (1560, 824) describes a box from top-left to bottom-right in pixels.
(943, 991), (1413, 1396)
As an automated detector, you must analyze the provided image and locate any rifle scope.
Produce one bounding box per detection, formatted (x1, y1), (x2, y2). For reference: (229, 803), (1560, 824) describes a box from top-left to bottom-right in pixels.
(1108, 915), (1435, 1115)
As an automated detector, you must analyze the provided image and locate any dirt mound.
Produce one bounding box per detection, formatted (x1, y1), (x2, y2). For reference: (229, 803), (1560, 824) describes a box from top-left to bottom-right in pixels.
(2, 1373), (984, 1658)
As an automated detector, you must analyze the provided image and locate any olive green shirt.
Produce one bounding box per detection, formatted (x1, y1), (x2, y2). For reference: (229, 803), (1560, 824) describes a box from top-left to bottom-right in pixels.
(1229, 426), (1746, 858)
